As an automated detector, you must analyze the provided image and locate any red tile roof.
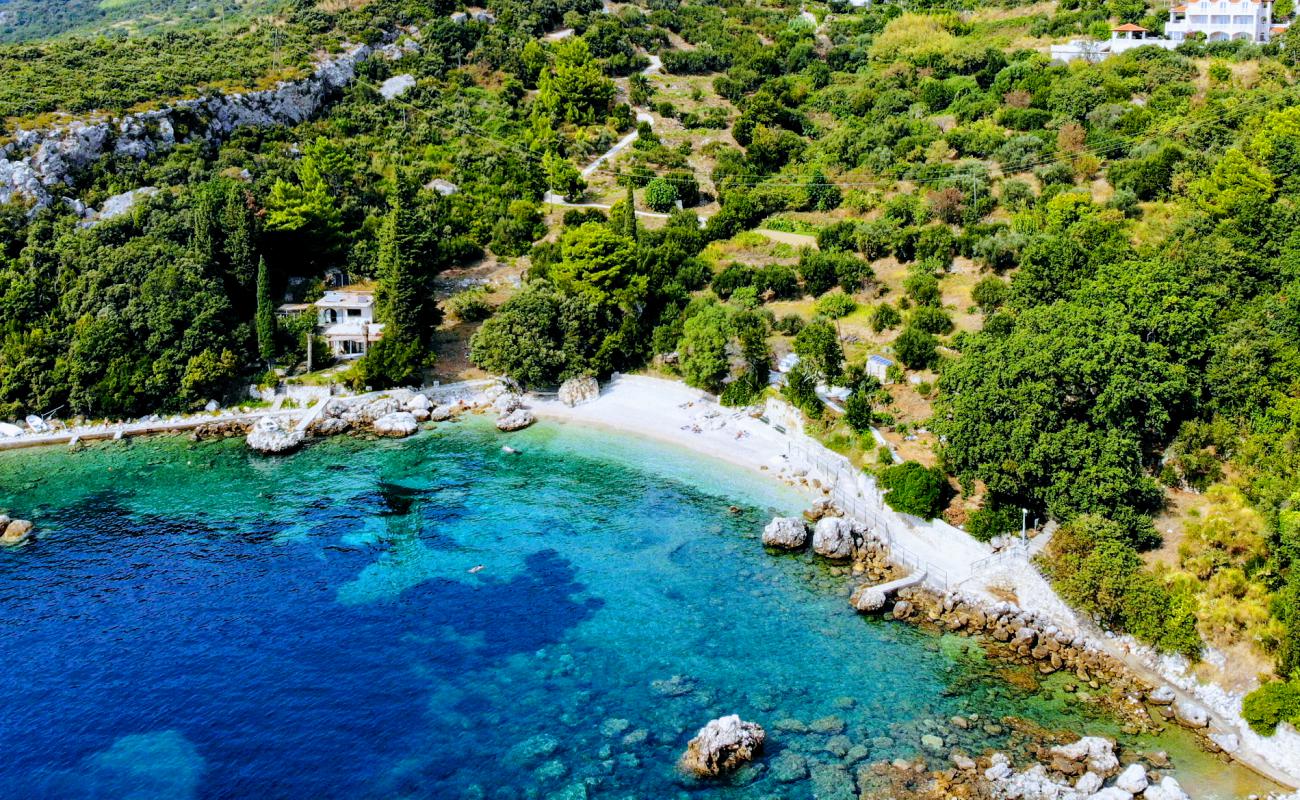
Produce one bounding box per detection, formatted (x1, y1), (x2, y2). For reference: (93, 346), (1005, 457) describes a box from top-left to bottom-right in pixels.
(1112, 22), (1149, 31)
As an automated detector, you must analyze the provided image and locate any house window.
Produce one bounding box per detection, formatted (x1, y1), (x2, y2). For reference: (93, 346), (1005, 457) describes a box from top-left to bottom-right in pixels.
(1190, 14), (1208, 22)
(1233, 14), (1252, 23)
(347, 308), (362, 318)
(1211, 14), (1230, 23)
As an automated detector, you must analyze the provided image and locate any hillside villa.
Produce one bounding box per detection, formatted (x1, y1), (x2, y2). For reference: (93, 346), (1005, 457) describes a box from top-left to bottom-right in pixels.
(1051, 0), (1288, 62)
(277, 285), (385, 360)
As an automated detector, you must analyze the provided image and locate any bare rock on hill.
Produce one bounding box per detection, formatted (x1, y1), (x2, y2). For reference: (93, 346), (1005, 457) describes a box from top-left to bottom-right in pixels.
(558, 376), (600, 407)
(373, 411), (419, 438)
(496, 409), (535, 432)
(761, 517), (808, 549)
(246, 416), (304, 455)
(679, 715), (765, 778)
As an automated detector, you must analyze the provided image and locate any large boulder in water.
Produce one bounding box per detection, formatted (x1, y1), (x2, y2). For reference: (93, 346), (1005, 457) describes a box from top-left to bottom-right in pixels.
(246, 416), (304, 454)
(849, 584), (887, 612)
(812, 516), (855, 560)
(762, 517), (807, 549)
(1, 518), (33, 545)
(497, 409), (535, 432)
(1172, 698), (1209, 728)
(679, 715), (765, 777)
(558, 376), (599, 407)
(373, 411), (418, 438)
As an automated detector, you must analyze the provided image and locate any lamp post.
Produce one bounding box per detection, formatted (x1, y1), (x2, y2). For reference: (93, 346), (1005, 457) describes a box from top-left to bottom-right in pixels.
(1021, 508), (1028, 549)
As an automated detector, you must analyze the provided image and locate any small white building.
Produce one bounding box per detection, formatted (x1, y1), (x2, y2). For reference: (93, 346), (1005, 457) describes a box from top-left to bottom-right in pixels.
(866, 354), (895, 385)
(1166, 0), (1280, 42)
(1051, 24), (1179, 63)
(278, 285), (385, 360)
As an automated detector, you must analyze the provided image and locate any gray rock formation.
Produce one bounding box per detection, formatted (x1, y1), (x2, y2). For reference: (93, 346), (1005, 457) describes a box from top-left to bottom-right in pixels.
(678, 715), (765, 778)
(557, 375), (600, 407)
(761, 516), (807, 549)
(379, 74), (416, 99)
(812, 516), (855, 560)
(1147, 686), (1175, 705)
(496, 409), (535, 432)
(1171, 698), (1208, 728)
(428, 404), (455, 422)
(373, 411), (419, 437)
(246, 416), (304, 454)
(1, 43), (372, 208)
(82, 187), (159, 227)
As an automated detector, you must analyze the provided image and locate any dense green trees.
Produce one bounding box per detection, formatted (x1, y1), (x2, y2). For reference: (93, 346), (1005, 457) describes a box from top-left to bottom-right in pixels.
(879, 461), (946, 520)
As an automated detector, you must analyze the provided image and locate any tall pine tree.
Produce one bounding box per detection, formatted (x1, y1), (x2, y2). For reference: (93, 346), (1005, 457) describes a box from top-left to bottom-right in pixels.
(255, 257), (275, 365)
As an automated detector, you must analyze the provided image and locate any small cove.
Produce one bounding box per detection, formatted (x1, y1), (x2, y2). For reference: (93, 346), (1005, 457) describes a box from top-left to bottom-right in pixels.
(0, 417), (1276, 798)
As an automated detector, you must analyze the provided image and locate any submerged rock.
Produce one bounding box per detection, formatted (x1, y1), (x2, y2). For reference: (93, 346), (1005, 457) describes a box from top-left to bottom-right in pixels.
(1143, 776), (1191, 800)
(246, 416), (304, 455)
(812, 516), (855, 560)
(497, 409), (535, 432)
(761, 517), (808, 549)
(678, 715), (765, 778)
(558, 375), (600, 407)
(1115, 762), (1148, 794)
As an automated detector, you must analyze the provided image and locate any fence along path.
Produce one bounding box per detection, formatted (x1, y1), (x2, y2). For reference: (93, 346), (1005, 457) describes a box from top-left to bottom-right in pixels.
(783, 437), (1003, 592)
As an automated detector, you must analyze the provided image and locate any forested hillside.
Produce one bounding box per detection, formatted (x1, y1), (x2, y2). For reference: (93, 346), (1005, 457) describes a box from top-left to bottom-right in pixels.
(0, 0), (280, 44)
(0, 0), (1298, 731)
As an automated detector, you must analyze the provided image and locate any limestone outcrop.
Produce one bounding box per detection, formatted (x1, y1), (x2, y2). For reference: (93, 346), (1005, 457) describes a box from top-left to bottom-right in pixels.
(761, 517), (808, 549)
(557, 376), (600, 407)
(0, 44), (372, 208)
(678, 715), (765, 777)
(246, 416), (304, 454)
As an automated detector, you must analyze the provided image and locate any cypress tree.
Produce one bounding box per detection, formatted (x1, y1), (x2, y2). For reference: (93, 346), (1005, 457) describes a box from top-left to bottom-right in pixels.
(621, 183), (638, 242)
(255, 257), (275, 365)
(221, 186), (256, 293)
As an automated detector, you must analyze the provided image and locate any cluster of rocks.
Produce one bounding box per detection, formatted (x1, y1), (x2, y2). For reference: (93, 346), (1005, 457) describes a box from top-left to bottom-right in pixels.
(493, 389), (535, 432)
(886, 589), (1156, 703)
(0, 514), (34, 546)
(983, 737), (1191, 800)
(246, 416), (305, 455)
(763, 504), (890, 564)
(1, 43), (373, 208)
(763, 502), (904, 610)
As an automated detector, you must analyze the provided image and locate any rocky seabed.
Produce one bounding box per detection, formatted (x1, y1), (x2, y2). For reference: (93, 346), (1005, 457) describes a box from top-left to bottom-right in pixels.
(758, 508), (1300, 800)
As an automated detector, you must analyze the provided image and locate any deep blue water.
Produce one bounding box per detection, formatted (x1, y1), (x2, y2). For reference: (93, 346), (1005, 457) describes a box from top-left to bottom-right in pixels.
(0, 418), (1253, 799)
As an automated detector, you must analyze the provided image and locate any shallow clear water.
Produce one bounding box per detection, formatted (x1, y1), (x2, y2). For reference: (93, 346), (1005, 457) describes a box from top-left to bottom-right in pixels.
(0, 418), (1271, 799)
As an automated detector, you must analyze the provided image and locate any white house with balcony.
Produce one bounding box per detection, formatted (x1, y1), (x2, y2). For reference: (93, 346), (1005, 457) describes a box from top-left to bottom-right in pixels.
(1051, 3), (1288, 62)
(1166, 0), (1280, 42)
(278, 285), (385, 360)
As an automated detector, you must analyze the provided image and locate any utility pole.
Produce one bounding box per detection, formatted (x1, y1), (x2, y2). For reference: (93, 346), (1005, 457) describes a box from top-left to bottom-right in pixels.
(306, 328), (313, 373)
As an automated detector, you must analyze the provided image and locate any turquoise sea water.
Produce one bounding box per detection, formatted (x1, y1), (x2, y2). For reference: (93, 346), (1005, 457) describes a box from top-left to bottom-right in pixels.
(0, 418), (1271, 799)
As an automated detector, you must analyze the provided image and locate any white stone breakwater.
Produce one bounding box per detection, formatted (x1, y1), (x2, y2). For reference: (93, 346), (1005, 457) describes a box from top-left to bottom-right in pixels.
(0, 32), (421, 211)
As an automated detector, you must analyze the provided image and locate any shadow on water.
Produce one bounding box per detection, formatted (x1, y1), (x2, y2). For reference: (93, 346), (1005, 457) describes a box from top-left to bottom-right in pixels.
(0, 482), (603, 799)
